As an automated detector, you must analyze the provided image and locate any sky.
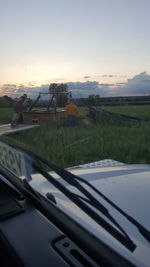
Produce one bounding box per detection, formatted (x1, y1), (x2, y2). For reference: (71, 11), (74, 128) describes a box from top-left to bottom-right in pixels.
(0, 0), (150, 98)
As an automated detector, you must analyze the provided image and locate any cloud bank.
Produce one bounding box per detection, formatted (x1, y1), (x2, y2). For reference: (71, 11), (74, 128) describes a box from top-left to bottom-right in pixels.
(0, 72), (150, 99)
(114, 72), (150, 96)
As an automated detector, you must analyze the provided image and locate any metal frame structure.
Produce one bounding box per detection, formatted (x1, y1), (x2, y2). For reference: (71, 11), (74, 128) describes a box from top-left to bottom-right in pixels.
(28, 91), (72, 112)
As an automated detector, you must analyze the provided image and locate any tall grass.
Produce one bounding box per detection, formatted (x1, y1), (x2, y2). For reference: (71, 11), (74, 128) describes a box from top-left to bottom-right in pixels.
(102, 105), (150, 120)
(0, 108), (14, 124)
(2, 121), (150, 167)
(1, 106), (150, 167)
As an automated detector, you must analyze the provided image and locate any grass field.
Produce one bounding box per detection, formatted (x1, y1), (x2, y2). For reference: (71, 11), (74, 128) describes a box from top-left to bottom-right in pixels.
(1, 106), (150, 167)
(102, 105), (150, 120)
(0, 108), (14, 124)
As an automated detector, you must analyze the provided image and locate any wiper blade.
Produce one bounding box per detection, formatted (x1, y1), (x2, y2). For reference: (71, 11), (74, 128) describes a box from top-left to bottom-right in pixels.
(9, 144), (136, 251)
(32, 160), (136, 251)
(32, 152), (150, 244)
(17, 145), (150, 244)
(0, 161), (136, 267)
(74, 176), (150, 244)
(57, 170), (150, 244)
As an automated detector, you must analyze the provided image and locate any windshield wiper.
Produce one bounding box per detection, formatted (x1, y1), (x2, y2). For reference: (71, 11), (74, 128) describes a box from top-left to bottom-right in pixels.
(0, 159), (136, 267)
(76, 176), (150, 244)
(29, 150), (150, 245)
(8, 144), (137, 252)
(14, 145), (149, 245)
(32, 160), (136, 251)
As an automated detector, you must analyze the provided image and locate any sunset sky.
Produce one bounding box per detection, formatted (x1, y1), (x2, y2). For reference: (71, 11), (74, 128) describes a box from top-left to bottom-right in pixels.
(0, 0), (150, 97)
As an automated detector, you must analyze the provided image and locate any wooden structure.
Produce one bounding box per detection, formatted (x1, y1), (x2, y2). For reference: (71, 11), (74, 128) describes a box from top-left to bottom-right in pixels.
(22, 92), (67, 125)
(22, 109), (65, 125)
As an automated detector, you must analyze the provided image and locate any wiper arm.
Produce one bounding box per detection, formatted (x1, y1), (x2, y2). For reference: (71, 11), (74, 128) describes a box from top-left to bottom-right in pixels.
(0, 160), (136, 266)
(18, 146), (149, 244)
(75, 178), (150, 244)
(9, 148), (136, 251)
(54, 167), (150, 244)
(74, 176), (150, 244)
(31, 160), (136, 251)
(30, 151), (150, 244)
(10, 145), (136, 252)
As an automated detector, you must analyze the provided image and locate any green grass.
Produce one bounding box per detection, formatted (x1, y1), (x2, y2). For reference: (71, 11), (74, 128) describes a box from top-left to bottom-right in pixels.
(1, 105), (150, 167)
(102, 105), (150, 120)
(0, 108), (14, 124)
(2, 121), (150, 167)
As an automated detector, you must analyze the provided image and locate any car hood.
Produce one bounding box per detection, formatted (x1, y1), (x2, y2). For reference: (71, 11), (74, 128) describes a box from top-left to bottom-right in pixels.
(31, 160), (150, 266)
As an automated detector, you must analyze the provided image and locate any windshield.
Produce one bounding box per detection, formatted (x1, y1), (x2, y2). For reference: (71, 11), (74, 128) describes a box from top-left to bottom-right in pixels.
(0, 1), (150, 265)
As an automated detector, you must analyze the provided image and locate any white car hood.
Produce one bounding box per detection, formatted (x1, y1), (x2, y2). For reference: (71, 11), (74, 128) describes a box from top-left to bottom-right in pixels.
(31, 160), (150, 266)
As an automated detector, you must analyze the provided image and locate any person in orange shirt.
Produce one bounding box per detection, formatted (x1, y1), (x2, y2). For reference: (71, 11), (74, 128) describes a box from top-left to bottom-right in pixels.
(65, 99), (78, 126)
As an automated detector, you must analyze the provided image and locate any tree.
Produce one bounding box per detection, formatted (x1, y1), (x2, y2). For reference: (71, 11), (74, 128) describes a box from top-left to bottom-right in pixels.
(87, 94), (101, 106)
(49, 83), (68, 107)
(95, 95), (101, 106)
(0, 95), (14, 107)
(87, 95), (95, 106)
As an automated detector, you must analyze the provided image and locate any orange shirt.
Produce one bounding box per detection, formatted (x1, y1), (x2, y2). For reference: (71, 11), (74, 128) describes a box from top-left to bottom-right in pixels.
(65, 103), (78, 115)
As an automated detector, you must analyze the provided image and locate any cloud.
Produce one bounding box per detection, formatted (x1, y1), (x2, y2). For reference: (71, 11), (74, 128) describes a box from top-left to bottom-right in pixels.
(1, 72), (150, 98)
(52, 78), (66, 82)
(83, 75), (91, 79)
(101, 75), (117, 78)
(116, 82), (126, 85)
(67, 81), (108, 97)
(0, 84), (17, 97)
(17, 87), (26, 93)
(114, 72), (150, 96)
(2, 84), (16, 88)
(100, 83), (114, 87)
